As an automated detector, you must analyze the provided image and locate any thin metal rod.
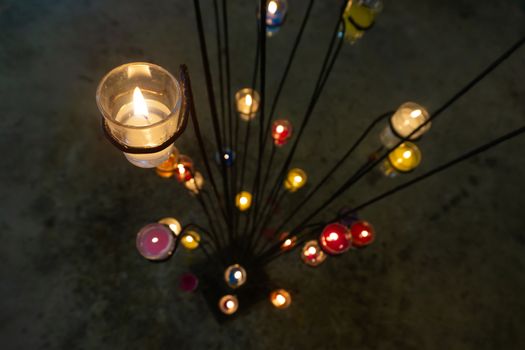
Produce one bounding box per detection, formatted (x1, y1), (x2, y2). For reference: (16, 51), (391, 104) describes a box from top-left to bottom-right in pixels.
(193, 0), (234, 241)
(222, 0), (234, 149)
(212, 0), (226, 144)
(184, 65), (228, 223)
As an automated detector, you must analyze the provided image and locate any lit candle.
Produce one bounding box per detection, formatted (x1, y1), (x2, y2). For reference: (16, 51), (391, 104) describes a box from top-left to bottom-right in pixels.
(319, 223), (351, 255)
(155, 147), (180, 178)
(96, 62), (183, 168)
(219, 295), (239, 315)
(215, 148), (235, 167)
(265, 0), (288, 36)
(174, 155), (194, 183)
(280, 232), (297, 251)
(381, 141), (422, 176)
(271, 119), (293, 146)
(224, 264), (247, 289)
(235, 191), (252, 211)
(390, 102), (431, 139)
(349, 220), (375, 248)
(184, 171), (204, 194)
(181, 230), (200, 250)
(136, 223), (176, 261)
(158, 217), (182, 236)
(284, 168), (307, 192)
(301, 240), (327, 267)
(235, 88), (260, 121)
(270, 289), (292, 309)
(342, 0), (383, 43)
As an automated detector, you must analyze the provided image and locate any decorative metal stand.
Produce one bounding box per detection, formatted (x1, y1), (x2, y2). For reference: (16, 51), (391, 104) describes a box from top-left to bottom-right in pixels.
(96, 0), (525, 318)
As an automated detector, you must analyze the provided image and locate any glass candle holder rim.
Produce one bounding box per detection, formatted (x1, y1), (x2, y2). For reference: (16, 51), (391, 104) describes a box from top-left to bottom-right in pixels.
(96, 61), (182, 130)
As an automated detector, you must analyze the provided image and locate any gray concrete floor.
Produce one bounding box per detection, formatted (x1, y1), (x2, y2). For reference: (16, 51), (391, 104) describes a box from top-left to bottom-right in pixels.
(1, 0), (525, 349)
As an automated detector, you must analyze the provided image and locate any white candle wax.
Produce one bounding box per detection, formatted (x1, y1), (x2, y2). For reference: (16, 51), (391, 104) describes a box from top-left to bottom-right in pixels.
(114, 98), (174, 168)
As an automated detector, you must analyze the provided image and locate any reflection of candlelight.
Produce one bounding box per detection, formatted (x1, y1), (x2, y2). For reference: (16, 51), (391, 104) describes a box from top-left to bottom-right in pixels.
(155, 147), (180, 178)
(270, 289), (292, 309)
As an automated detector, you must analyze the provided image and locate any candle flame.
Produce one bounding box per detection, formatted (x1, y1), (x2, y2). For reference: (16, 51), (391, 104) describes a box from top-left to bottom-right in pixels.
(268, 1), (278, 15)
(410, 109), (422, 118)
(185, 235), (194, 243)
(178, 164), (186, 174)
(307, 246), (317, 255)
(245, 94), (253, 107)
(240, 196), (248, 205)
(276, 125), (285, 134)
(275, 294), (286, 305)
(226, 300), (235, 309)
(293, 175), (303, 184)
(402, 150), (412, 159)
(224, 154), (230, 160)
(234, 271), (242, 280)
(133, 87), (149, 118)
(283, 239), (292, 247)
(360, 230), (369, 238)
(151, 237), (159, 243)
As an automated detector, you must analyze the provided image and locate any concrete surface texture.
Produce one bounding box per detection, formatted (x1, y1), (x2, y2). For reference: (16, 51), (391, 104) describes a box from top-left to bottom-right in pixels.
(1, 0), (525, 349)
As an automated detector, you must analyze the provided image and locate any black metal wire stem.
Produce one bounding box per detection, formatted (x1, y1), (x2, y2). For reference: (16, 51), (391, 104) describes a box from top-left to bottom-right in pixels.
(193, 0), (234, 243)
(184, 65), (228, 224)
(222, 0), (234, 150)
(212, 0), (226, 145)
